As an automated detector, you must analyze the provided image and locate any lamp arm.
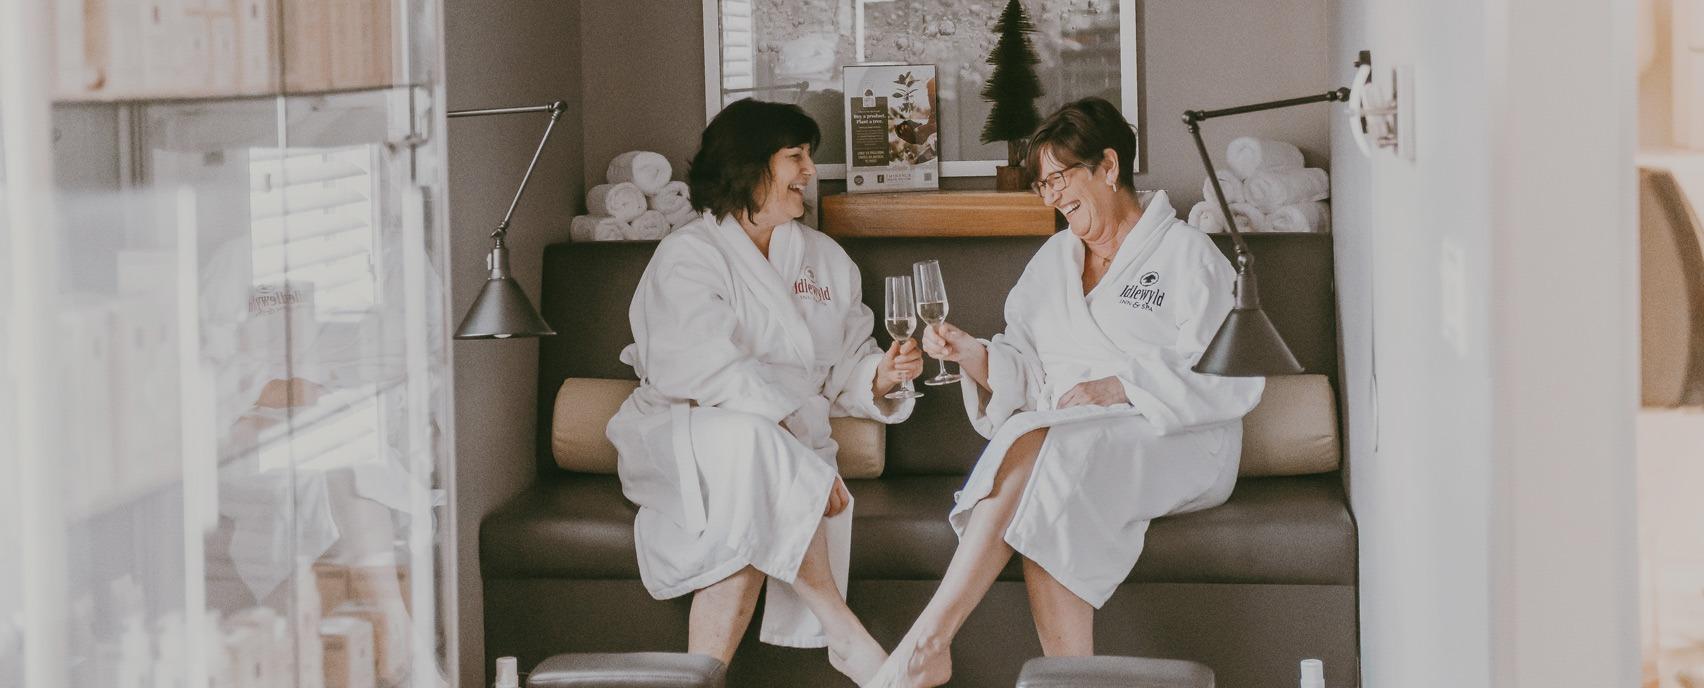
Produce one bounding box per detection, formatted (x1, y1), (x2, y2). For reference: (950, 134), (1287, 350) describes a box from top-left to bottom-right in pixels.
(447, 100), (568, 240)
(1181, 87), (1351, 277)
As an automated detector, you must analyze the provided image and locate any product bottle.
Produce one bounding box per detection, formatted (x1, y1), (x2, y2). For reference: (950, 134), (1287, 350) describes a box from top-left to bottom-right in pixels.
(495, 656), (520, 688)
(1300, 658), (1325, 688)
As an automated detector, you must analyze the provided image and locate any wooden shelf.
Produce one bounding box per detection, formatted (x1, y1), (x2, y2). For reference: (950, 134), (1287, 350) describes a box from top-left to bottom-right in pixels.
(821, 191), (1057, 237)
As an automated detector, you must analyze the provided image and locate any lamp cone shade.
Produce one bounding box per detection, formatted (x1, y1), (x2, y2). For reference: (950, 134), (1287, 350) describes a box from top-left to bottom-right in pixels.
(454, 242), (555, 339)
(1192, 268), (1303, 376)
(454, 276), (556, 339)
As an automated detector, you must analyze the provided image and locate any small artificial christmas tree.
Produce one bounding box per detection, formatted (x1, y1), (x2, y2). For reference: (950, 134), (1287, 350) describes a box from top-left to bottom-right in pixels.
(980, 0), (1044, 189)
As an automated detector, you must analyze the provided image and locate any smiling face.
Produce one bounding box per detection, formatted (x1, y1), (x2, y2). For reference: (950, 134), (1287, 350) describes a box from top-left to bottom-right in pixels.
(1035, 144), (1123, 244)
(748, 143), (816, 228)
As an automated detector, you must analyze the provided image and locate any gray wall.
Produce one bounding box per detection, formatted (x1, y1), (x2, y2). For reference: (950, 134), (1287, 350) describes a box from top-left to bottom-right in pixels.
(445, 3), (581, 688)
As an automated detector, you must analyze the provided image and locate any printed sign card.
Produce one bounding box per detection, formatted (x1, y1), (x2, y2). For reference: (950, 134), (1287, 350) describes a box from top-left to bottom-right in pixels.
(843, 64), (940, 193)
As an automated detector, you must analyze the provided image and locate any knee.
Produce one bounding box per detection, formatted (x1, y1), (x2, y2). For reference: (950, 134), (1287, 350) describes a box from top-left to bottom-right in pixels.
(992, 428), (1048, 487)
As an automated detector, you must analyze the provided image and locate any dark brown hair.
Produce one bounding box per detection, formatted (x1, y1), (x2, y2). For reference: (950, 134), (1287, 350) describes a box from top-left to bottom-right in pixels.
(688, 99), (822, 220)
(1023, 97), (1137, 191)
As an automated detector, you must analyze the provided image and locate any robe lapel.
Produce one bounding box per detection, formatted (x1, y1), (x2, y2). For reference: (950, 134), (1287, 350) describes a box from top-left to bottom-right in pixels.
(709, 216), (816, 366)
(1065, 192), (1178, 354)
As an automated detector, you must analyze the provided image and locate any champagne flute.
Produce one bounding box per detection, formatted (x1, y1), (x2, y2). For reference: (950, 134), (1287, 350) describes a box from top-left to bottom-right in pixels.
(912, 259), (962, 386)
(883, 276), (924, 400)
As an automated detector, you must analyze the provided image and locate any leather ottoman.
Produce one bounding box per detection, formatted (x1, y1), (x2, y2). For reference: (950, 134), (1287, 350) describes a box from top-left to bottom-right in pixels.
(526, 653), (727, 688)
(1016, 656), (1215, 688)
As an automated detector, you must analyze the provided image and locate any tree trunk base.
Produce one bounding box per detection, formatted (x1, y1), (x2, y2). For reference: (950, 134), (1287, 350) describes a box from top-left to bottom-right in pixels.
(995, 165), (1029, 192)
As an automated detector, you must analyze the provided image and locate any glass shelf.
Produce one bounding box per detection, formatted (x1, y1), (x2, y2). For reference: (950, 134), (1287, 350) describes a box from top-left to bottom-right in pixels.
(2, 0), (457, 685)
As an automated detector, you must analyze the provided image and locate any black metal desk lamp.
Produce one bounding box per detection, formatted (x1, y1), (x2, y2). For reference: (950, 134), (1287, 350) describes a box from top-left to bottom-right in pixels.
(1183, 88), (1349, 375)
(448, 100), (566, 339)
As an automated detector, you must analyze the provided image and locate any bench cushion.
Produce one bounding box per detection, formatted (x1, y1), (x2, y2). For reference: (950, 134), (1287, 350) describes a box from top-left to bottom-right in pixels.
(480, 472), (1355, 586)
(550, 378), (886, 478)
(550, 374), (1338, 479)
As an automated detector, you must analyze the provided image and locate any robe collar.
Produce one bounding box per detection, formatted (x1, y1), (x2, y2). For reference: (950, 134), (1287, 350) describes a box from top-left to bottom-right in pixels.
(708, 213), (817, 366)
(1059, 191), (1179, 354)
(1069, 190), (1179, 298)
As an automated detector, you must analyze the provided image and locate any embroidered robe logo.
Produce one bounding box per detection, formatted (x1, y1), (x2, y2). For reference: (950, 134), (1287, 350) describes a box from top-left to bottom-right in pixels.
(793, 266), (832, 303)
(1119, 272), (1166, 311)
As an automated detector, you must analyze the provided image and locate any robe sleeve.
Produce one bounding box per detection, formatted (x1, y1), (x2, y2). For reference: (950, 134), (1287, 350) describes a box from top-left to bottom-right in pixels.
(1114, 253), (1265, 434)
(959, 288), (1050, 440)
(633, 244), (806, 423)
(826, 270), (915, 424)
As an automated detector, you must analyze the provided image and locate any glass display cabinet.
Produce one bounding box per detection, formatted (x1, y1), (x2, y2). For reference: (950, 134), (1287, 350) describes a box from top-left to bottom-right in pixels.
(1, 1), (458, 686)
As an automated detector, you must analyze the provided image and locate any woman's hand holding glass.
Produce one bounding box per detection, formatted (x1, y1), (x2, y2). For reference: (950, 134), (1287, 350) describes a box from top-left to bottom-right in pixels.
(919, 321), (990, 391)
(874, 339), (924, 398)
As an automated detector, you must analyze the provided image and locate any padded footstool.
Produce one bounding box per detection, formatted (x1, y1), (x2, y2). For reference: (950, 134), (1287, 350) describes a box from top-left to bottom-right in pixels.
(526, 653), (726, 688)
(1016, 656), (1214, 688)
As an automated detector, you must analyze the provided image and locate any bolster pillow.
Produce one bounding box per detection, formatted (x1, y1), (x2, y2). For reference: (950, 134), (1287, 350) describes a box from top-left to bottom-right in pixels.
(552, 378), (887, 479)
(1238, 374), (1340, 476)
(552, 375), (1339, 480)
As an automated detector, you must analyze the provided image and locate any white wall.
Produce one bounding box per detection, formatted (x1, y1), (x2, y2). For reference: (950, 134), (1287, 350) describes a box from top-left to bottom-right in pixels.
(1330, 0), (1639, 686)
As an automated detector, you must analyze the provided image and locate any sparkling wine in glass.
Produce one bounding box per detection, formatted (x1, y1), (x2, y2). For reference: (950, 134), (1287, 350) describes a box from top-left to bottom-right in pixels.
(883, 275), (923, 400)
(912, 259), (962, 386)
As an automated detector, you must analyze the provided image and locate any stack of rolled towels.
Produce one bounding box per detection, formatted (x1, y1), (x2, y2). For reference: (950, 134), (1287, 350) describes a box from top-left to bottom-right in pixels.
(1188, 137), (1330, 233)
(572, 151), (700, 242)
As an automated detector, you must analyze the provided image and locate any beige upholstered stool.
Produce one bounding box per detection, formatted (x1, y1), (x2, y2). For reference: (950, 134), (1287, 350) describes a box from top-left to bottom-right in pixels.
(525, 653), (726, 688)
(1016, 656), (1215, 688)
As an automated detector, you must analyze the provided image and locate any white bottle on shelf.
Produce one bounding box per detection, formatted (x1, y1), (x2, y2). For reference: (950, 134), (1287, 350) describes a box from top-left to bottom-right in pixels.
(495, 656), (520, 688)
(1300, 658), (1325, 688)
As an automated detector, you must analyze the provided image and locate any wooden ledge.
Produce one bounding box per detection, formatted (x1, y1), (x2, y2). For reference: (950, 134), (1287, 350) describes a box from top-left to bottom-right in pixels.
(820, 191), (1058, 237)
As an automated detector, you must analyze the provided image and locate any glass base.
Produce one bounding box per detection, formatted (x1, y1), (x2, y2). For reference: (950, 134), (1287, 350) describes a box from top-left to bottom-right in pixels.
(885, 388), (924, 400)
(923, 373), (962, 386)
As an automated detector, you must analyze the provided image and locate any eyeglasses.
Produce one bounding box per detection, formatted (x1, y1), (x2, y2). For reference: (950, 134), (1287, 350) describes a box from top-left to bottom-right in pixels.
(1030, 163), (1093, 197)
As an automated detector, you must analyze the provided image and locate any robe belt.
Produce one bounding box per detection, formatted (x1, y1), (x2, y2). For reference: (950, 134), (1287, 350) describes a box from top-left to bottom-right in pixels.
(669, 402), (709, 534)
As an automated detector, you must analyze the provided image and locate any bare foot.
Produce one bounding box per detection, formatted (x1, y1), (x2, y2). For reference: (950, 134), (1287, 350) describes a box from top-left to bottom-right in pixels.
(864, 633), (951, 688)
(828, 634), (887, 686)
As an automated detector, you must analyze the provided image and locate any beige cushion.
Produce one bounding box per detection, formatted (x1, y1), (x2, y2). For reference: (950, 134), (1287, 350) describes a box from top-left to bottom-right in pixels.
(552, 378), (887, 478)
(1238, 374), (1340, 477)
(554, 375), (1336, 479)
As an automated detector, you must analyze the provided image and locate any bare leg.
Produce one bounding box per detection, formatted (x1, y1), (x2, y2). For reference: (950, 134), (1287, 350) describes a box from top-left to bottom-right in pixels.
(789, 519), (888, 685)
(1022, 557), (1093, 656)
(688, 566), (765, 666)
(868, 428), (1050, 688)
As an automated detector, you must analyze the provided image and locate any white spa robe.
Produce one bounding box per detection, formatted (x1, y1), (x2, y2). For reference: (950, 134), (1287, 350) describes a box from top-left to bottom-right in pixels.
(607, 212), (914, 647)
(952, 191), (1265, 607)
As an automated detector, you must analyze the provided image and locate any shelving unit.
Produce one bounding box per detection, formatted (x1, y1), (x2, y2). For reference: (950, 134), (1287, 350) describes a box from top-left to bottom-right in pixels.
(4, 1), (456, 687)
(820, 190), (1058, 237)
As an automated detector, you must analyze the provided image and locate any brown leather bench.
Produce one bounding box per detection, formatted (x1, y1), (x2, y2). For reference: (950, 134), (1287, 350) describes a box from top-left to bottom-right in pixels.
(482, 234), (1357, 687)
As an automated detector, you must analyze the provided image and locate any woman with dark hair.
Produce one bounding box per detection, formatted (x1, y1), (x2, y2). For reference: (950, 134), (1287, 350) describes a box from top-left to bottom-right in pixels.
(606, 99), (922, 683)
(866, 97), (1266, 688)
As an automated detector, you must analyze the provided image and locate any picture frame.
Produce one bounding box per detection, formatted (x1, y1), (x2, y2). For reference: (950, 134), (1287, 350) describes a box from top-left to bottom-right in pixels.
(843, 64), (940, 193)
(702, 0), (1140, 180)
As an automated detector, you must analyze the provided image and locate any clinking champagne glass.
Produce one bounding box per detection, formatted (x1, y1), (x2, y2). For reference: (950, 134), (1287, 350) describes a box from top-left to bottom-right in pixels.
(912, 259), (962, 386)
(883, 275), (924, 400)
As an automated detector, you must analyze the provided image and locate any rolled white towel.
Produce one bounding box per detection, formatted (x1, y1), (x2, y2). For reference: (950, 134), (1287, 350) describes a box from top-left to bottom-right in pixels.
(1202, 170), (1245, 205)
(1269, 201), (1331, 233)
(625, 210), (670, 240)
(1191, 201), (1270, 233)
(1243, 168), (1329, 210)
(664, 204), (698, 229)
(607, 151), (673, 195)
(1226, 137), (1305, 179)
(570, 215), (631, 242)
(586, 182), (646, 222)
(648, 180), (691, 215)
